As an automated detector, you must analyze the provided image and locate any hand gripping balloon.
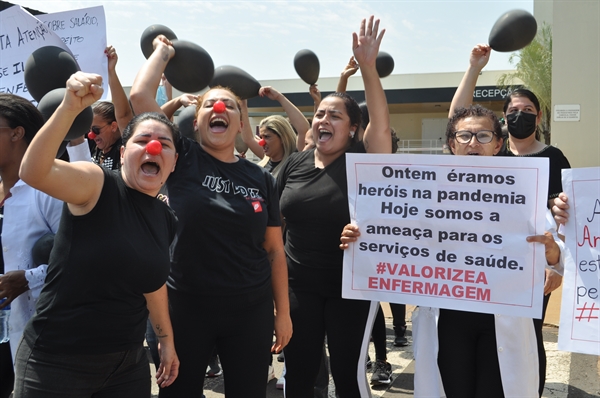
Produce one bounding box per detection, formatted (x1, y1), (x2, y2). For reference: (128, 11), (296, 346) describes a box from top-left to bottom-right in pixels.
(258, 138), (266, 147)
(213, 100), (226, 113)
(146, 140), (162, 155)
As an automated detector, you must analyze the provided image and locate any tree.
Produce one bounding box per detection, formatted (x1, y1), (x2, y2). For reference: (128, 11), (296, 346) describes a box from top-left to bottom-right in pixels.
(497, 23), (552, 144)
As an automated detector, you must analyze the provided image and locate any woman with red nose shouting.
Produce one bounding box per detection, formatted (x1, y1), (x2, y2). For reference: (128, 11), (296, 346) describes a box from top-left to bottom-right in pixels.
(15, 72), (180, 397)
(130, 35), (291, 397)
(275, 16), (391, 397)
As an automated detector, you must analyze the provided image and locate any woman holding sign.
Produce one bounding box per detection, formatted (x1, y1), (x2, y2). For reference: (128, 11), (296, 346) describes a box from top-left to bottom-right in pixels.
(341, 105), (564, 398)
(276, 16), (391, 397)
(449, 45), (571, 395)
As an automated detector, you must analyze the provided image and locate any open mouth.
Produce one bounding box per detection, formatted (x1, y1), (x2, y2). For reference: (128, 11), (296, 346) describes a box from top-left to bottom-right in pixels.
(209, 117), (228, 133)
(141, 161), (160, 175)
(318, 129), (332, 141)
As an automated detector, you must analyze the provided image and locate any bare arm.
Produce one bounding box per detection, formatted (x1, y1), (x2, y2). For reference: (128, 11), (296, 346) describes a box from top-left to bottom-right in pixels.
(130, 36), (175, 116)
(161, 94), (198, 120)
(448, 44), (491, 118)
(19, 72), (105, 212)
(336, 56), (359, 93)
(259, 86), (310, 143)
(354, 16), (391, 154)
(526, 230), (563, 294)
(145, 284), (179, 387)
(297, 84), (321, 151)
(163, 75), (173, 102)
(106, 46), (133, 132)
(240, 100), (263, 158)
(264, 226), (292, 353)
(309, 83), (321, 114)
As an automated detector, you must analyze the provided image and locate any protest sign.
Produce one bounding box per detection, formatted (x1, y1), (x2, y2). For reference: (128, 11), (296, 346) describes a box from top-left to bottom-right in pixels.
(0, 6), (68, 98)
(343, 153), (549, 318)
(0, 5), (107, 101)
(37, 6), (107, 97)
(558, 167), (600, 355)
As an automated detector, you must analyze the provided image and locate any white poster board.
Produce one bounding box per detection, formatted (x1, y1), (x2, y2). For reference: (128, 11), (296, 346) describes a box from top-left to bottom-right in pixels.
(558, 167), (600, 355)
(0, 5), (107, 102)
(343, 153), (549, 318)
(37, 6), (107, 96)
(0, 6), (68, 99)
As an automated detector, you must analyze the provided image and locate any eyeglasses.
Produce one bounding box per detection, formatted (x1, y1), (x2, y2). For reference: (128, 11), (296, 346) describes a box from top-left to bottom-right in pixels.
(453, 130), (495, 144)
(89, 124), (110, 135)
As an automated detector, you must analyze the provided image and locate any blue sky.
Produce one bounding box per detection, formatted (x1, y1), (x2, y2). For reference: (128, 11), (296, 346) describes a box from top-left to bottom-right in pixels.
(12, 0), (534, 86)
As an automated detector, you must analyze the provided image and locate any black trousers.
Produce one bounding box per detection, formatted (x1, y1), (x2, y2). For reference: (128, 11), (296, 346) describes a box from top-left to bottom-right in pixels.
(284, 259), (379, 397)
(159, 287), (274, 398)
(14, 340), (149, 398)
(437, 309), (505, 398)
(0, 342), (14, 398)
(371, 303), (407, 361)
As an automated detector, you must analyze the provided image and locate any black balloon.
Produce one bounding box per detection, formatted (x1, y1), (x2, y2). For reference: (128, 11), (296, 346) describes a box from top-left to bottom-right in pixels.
(177, 105), (197, 140)
(293, 49), (320, 85)
(376, 52), (395, 78)
(24, 46), (80, 102)
(31, 233), (55, 266)
(164, 40), (214, 93)
(209, 65), (261, 100)
(37, 88), (94, 141)
(489, 9), (537, 52)
(140, 24), (178, 59)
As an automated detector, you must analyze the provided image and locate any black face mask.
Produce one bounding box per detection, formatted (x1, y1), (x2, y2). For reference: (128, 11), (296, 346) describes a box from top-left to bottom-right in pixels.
(506, 111), (537, 139)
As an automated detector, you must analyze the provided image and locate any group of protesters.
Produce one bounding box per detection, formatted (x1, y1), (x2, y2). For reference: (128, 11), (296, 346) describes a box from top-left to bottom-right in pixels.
(0, 12), (574, 398)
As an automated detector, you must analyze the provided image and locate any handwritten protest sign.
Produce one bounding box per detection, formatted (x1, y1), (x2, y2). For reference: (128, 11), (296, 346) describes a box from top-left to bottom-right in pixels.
(343, 153), (549, 318)
(0, 6), (68, 98)
(0, 5), (107, 101)
(558, 167), (600, 355)
(37, 6), (107, 96)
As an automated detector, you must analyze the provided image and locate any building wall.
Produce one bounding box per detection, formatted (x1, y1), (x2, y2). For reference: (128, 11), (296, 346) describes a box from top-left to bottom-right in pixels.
(391, 112), (447, 140)
(548, 0), (600, 168)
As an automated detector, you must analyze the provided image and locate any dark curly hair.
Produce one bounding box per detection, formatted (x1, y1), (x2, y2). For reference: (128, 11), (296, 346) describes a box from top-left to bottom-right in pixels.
(0, 93), (45, 143)
(446, 105), (503, 150)
(122, 112), (180, 147)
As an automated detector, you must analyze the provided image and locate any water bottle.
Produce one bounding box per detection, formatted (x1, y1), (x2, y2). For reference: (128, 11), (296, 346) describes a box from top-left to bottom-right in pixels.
(0, 297), (10, 344)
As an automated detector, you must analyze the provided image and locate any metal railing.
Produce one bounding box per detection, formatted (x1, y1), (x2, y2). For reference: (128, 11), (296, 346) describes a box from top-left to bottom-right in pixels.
(396, 139), (448, 154)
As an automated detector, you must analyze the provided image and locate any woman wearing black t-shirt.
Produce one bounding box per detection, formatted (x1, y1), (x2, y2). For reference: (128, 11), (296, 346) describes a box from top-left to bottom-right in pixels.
(276, 16), (391, 397)
(130, 36), (292, 398)
(15, 73), (180, 397)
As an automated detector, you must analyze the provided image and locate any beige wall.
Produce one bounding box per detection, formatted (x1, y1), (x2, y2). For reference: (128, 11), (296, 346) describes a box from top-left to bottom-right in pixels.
(548, 0), (600, 168)
(390, 112), (446, 140)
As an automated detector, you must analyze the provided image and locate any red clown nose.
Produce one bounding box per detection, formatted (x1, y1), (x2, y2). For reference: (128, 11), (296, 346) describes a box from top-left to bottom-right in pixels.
(213, 100), (226, 113)
(146, 140), (162, 155)
(258, 138), (266, 147)
(88, 131), (97, 140)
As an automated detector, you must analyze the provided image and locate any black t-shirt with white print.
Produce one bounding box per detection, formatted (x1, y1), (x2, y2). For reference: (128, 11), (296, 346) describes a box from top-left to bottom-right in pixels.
(167, 138), (281, 297)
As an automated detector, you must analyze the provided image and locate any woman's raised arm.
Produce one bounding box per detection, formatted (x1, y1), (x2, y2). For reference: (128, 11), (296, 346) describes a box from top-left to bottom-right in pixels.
(448, 44), (491, 118)
(130, 36), (175, 116)
(19, 72), (105, 210)
(106, 45), (134, 132)
(354, 16), (391, 154)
